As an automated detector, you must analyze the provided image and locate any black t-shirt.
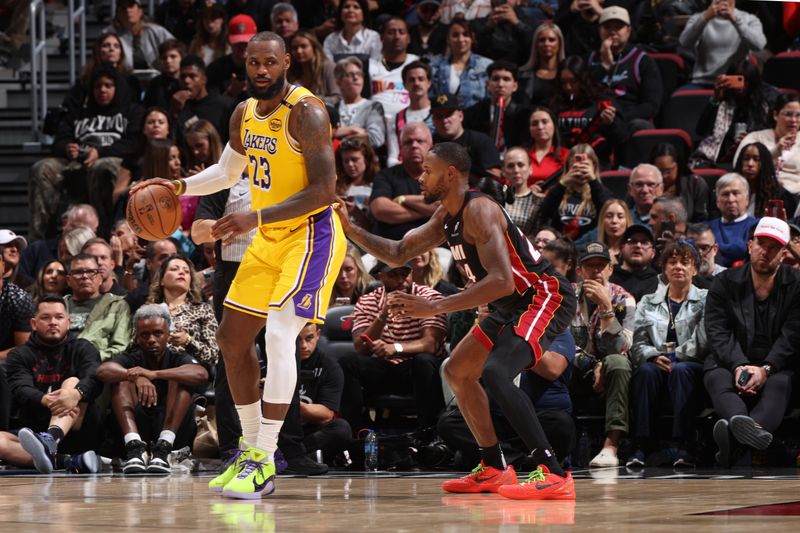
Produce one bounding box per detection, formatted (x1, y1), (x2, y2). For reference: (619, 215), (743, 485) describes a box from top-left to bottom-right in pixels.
(609, 265), (660, 303)
(142, 74), (180, 110)
(113, 347), (200, 405)
(206, 55), (248, 103)
(0, 281), (34, 351)
(177, 94), (235, 143)
(299, 348), (344, 417)
(370, 164), (427, 240)
(666, 299), (683, 344)
(752, 295), (776, 361)
(434, 129), (501, 183)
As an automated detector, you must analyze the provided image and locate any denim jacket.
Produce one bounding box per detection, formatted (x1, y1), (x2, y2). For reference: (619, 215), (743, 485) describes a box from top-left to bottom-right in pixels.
(630, 284), (708, 366)
(429, 53), (493, 109)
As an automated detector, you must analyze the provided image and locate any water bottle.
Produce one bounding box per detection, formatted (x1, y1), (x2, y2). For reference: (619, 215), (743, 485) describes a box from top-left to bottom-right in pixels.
(364, 430), (378, 472)
(664, 341), (677, 364)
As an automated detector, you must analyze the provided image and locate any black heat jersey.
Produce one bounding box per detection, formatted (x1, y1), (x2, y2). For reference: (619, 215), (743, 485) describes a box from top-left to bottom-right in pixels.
(443, 191), (557, 313)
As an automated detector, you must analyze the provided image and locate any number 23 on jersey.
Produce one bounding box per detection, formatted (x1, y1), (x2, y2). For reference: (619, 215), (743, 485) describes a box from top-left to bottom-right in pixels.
(249, 154), (272, 191)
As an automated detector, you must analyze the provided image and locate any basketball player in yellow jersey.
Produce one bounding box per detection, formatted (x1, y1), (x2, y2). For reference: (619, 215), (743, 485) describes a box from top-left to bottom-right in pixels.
(132, 32), (346, 499)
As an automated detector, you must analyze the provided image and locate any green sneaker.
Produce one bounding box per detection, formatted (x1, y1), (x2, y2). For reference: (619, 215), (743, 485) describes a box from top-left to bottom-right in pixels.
(209, 441), (249, 493)
(222, 448), (276, 500)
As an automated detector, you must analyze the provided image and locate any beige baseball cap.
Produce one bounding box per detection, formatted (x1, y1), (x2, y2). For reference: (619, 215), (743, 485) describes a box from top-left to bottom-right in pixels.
(599, 6), (631, 25)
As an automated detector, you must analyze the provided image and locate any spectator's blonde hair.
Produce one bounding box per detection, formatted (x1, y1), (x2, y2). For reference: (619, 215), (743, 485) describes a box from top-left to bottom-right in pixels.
(330, 244), (373, 305)
(596, 199), (632, 244)
(559, 144), (601, 222)
(414, 251), (446, 289)
(520, 23), (565, 72)
(184, 119), (223, 167)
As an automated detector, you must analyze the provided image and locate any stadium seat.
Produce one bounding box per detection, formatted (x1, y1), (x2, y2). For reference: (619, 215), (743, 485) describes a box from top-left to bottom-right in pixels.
(661, 90), (713, 142)
(651, 53), (687, 108)
(694, 167), (727, 194)
(623, 129), (693, 167)
(599, 169), (631, 200)
(321, 305), (357, 361)
(763, 52), (800, 92)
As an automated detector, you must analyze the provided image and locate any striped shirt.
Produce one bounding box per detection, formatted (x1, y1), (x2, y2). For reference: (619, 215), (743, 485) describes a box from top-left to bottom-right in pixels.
(222, 175), (255, 262)
(352, 283), (448, 363)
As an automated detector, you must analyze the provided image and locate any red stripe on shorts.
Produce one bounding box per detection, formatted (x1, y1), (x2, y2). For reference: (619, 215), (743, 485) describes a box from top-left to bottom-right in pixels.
(513, 274), (564, 364)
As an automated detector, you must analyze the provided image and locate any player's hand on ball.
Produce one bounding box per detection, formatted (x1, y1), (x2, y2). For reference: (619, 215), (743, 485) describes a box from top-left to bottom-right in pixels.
(212, 211), (258, 245)
(130, 177), (178, 195)
(387, 291), (438, 318)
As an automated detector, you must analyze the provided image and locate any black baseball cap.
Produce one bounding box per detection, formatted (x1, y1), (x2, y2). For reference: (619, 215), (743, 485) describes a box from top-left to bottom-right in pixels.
(579, 242), (611, 264)
(370, 261), (413, 276)
(623, 224), (655, 244)
(431, 93), (463, 111)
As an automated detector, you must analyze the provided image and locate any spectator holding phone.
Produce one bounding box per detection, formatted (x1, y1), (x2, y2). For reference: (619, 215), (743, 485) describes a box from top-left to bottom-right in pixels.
(734, 142), (798, 219)
(339, 262), (447, 441)
(678, 0), (766, 89)
(704, 217), (800, 467)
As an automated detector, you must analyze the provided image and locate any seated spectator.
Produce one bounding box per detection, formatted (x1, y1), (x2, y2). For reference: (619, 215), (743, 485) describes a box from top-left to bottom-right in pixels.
(368, 18), (420, 125)
(188, 4), (229, 66)
(322, 0), (382, 62)
(439, 0), (492, 23)
(329, 244), (373, 307)
(504, 147), (545, 236)
(205, 15), (253, 103)
(554, 0), (602, 58)
(735, 142), (798, 219)
(173, 56), (234, 144)
(335, 138), (380, 230)
(106, 0), (175, 71)
(340, 262), (447, 438)
(64, 253), (131, 360)
(551, 55), (628, 164)
(225, 0), (271, 31)
(288, 31), (341, 106)
(115, 108), (173, 207)
(294, 323), (351, 464)
(271, 3), (300, 42)
(438, 329), (576, 469)
(472, 0), (534, 66)
(649, 195), (689, 246)
(0, 251), (33, 360)
(629, 241), (709, 468)
(147, 255), (219, 370)
(650, 143), (710, 223)
(143, 40), (186, 110)
(678, 0), (766, 89)
(63, 31), (141, 113)
(628, 164), (664, 226)
(111, 220), (144, 283)
(571, 242), (636, 467)
(125, 239), (179, 312)
(20, 204), (99, 280)
(538, 144), (613, 241)
(370, 123), (437, 240)
(408, 0), (448, 62)
(518, 22), (565, 107)
(464, 60), (531, 153)
(431, 93), (502, 183)
(29, 65), (144, 240)
(524, 106), (569, 185)
(410, 251), (457, 295)
(4, 295), (103, 474)
(734, 94), (800, 197)
(332, 57), (386, 148)
(97, 304), (208, 474)
(589, 7), (663, 132)
(1, 230), (33, 290)
(693, 60), (772, 169)
(708, 173), (758, 267)
(686, 223), (727, 282)
(386, 61), (434, 167)
(704, 217), (800, 467)
(576, 199), (632, 265)
(33, 260), (68, 301)
(81, 238), (126, 296)
(610, 224), (660, 302)
(531, 226), (562, 253)
(429, 19), (493, 109)
(184, 119), (223, 177)
(154, 0), (202, 45)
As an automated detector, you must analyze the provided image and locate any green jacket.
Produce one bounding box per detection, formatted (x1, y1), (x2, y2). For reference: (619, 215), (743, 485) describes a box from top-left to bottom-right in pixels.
(65, 293), (131, 360)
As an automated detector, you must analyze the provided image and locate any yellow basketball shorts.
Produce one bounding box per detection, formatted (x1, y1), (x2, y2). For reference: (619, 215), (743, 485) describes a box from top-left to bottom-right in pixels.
(224, 206), (346, 324)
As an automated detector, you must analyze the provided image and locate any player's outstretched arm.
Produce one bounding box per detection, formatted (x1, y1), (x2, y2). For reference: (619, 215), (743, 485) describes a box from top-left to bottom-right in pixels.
(334, 201), (447, 266)
(389, 198), (515, 318)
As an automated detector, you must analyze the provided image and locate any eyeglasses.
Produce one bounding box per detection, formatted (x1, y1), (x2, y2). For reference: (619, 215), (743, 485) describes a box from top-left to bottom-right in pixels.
(339, 72), (363, 80)
(693, 244), (713, 254)
(624, 238), (653, 248)
(69, 269), (99, 278)
(779, 111), (800, 119)
(631, 181), (663, 190)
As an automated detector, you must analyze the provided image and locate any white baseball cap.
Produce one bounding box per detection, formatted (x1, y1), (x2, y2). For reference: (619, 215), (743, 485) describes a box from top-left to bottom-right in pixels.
(0, 229), (27, 251)
(754, 217), (790, 246)
(599, 6), (631, 25)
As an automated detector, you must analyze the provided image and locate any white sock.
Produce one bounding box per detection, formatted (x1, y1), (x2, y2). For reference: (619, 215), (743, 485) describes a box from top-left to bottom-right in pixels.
(257, 418), (283, 463)
(159, 430), (176, 445)
(124, 432), (142, 445)
(235, 401), (261, 446)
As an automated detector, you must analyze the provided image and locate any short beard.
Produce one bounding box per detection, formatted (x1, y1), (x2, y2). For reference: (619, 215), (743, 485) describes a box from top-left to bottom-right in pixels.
(248, 72), (286, 100)
(423, 190), (442, 204)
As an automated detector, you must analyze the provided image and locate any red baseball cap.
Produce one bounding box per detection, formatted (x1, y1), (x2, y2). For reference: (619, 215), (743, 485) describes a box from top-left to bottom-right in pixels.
(228, 14), (257, 45)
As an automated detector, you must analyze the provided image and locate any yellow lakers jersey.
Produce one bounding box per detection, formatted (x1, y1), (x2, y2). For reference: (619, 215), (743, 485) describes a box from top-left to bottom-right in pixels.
(240, 85), (326, 229)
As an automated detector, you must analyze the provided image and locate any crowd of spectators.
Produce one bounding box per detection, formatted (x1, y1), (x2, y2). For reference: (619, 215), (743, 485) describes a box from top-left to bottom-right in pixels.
(5, 0), (800, 474)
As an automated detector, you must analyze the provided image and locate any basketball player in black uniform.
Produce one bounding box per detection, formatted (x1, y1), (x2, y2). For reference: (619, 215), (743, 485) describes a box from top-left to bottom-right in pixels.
(334, 142), (577, 500)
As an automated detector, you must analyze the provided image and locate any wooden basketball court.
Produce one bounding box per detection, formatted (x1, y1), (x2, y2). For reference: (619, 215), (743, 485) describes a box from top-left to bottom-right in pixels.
(1, 468), (800, 531)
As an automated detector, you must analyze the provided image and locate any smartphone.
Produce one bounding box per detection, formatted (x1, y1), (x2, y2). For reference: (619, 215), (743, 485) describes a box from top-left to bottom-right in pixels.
(768, 199), (784, 219)
(574, 153), (587, 163)
(737, 369), (752, 387)
(359, 333), (375, 344)
(661, 220), (676, 238)
(721, 75), (744, 90)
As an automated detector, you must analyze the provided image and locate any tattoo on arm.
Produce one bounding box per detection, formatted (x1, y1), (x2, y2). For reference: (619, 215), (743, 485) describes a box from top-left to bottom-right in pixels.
(347, 207), (447, 265)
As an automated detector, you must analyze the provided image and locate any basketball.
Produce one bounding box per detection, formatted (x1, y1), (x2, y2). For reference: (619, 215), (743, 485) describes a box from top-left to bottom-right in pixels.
(126, 183), (182, 241)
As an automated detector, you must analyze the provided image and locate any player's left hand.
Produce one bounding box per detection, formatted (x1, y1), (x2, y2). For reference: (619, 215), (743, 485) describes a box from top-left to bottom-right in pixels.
(212, 211), (258, 245)
(387, 292), (439, 318)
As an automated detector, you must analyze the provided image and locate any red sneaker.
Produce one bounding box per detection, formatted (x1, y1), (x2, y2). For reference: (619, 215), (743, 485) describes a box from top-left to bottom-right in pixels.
(442, 461), (518, 493)
(497, 465), (575, 500)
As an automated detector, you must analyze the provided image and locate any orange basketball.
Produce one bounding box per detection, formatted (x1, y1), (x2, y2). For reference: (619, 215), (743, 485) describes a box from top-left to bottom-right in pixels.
(126, 183), (182, 241)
